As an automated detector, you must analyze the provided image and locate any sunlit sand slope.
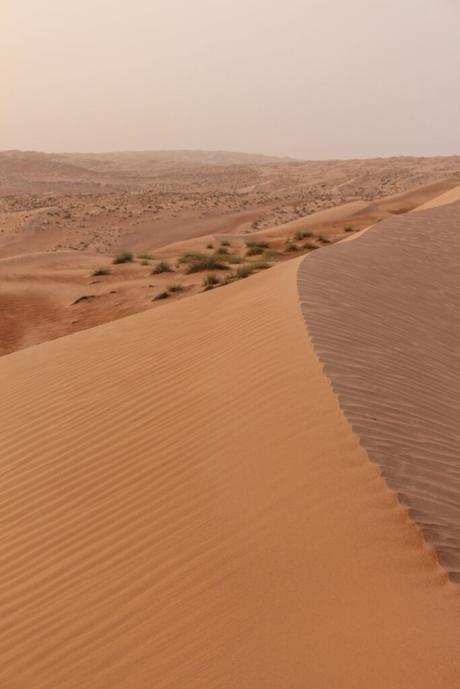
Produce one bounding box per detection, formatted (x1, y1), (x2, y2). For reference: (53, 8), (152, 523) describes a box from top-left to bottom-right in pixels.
(414, 184), (460, 211)
(1, 258), (460, 688)
(299, 199), (460, 583)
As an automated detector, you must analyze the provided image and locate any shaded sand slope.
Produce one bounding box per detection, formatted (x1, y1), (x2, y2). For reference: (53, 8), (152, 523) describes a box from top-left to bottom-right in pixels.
(414, 184), (460, 211)
(299, 199), (460, 583)
(2, 260), (460, 688)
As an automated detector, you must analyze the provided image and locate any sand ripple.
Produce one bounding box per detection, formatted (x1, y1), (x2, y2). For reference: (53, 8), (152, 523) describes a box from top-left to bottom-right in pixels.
(299, 200), (460, 582)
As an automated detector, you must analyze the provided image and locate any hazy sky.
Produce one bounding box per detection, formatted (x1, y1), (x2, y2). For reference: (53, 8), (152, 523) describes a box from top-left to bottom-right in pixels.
(3, 0), (460, 158)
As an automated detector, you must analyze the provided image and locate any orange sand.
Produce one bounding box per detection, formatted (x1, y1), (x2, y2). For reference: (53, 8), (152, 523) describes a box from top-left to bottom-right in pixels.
(1, 256), (460, 687)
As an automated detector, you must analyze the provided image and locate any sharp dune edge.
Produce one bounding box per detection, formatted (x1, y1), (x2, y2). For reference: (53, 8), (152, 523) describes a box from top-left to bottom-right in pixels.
(2, 194), (460, 687)
(299, 197), (460, 584)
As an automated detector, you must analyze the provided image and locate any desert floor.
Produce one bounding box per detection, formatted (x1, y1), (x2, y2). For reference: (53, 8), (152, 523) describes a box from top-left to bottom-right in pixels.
(2, 152), (460, 687)
(1, 150), (460, 355)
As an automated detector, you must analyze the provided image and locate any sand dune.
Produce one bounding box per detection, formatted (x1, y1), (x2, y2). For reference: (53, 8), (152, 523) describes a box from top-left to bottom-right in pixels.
(2, 241), (460, 686)
(4, 177), (459, 358)
(299, 199), (460, 583)
(414, 184), (460, 211)
(249, 177), (460, 242)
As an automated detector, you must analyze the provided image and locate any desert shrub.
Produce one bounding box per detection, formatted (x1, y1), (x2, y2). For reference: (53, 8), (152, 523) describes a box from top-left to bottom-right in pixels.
(92, 267), (111, 276)
(246, 239), (269, 249)
(260, 250), (279, 261)
(137, 252), (154, 260)
(152, 260), (174, 274)
(113, 251), (134, 264)
(186, 257), (228, 273)
(226, 255), (243, 264)
(206, 242), (214, 249)
(252, 261), (270, 270)
(246, 245), (264, 256)
(178, 252), (208, 264)
(303, 241), (318, 250)
(202, 273), (221, 288)
(167, 282), (185, 293)
(220, 240), (231, 247)
(344, 225), (353, 232)
(215, 246), (229, 255)
(295, 230), (313, 240)
(153, 291), (170, 300)
(236, 264), (254, 279)
(318, 235), (331, 244)
(285, 243), (299, 252)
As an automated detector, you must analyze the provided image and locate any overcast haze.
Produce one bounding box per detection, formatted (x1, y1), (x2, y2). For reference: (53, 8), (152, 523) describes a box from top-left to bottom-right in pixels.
(3, 0), (460, 158)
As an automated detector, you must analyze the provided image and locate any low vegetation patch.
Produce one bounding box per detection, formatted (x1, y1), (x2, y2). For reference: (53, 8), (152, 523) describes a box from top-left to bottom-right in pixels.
(167, 282), (185, 293)
(186, 257), (228, 273)
(226, 255), (243, 264)
(246, 239), (269, 249)
(295, 230), (313, 240)
(318, 235), (331, 244)
(137, 252), (154, 260)
(260, 250), (279, 261)
(252, 261), (270, 270)
(285, 243), (300, 252)
(113, 251), (134, 264)
(92, 267), (111, 276)
(206, 242), (214, 249)
(246, 245), (264, 256)
(153, 291), (170, 301)
(236, 264), (254, 279)
(344, 225), (353, 232)
(152, 260), (174, 274)
(202, 273), (221, 289)
(303, 241), (318, 250)
(220, 240), (231, 247)
(178, 252), (208, 264)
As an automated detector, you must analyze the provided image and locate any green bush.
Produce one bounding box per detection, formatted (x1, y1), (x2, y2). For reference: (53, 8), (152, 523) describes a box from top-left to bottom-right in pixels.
(226, 255), (243, 264)
(236, 264), (254, 279)
(152, 261), (174, 274)
(186, 257), (228, 274)
(202, 273), (221, 288)
(246, 239), (269, 249)
(113, 251), (134, 264)
(295, 231), (313, 241)
(178, 252), (208, 264)
(167, 282), (185, 293)
(246, 245), (264, 256)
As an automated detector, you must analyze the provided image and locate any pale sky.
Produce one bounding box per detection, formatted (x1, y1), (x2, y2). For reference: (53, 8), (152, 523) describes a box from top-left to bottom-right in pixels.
(2, 0), (460, 159)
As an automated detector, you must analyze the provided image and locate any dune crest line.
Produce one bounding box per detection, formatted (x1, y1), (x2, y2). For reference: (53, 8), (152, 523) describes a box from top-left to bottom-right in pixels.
(1, 257), (460, 687)
(298, 199), (460, 583)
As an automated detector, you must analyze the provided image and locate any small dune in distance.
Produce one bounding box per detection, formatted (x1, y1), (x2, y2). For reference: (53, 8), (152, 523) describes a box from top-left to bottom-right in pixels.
(1, 149), (460, 355)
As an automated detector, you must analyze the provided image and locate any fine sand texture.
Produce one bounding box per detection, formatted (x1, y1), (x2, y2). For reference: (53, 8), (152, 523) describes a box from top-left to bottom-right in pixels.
(299, 199), (460, 583)
(2, 256), (460, 687)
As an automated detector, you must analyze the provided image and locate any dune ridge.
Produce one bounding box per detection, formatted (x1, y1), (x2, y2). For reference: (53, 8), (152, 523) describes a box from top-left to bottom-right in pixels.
(298, 199), (460, 583)
(2, 251), (460, 686)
